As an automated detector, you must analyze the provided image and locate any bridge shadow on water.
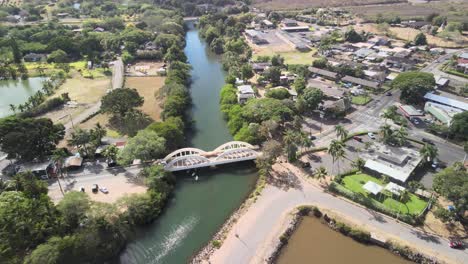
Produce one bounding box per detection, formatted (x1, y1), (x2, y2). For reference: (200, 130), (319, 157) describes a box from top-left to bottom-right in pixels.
(172, 160), (258, 182)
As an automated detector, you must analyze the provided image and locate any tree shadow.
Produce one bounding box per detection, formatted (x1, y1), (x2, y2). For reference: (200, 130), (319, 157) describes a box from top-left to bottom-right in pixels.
(410, 229), (441, 244)
(267, 168), (303, 191)
(307, 154), (322, 163)
(365, 207), (387, 223)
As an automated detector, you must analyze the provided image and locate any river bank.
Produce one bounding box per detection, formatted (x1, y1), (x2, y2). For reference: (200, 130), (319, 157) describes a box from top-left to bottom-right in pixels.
(205, 162), (467, 264)
(119, 24), (258, 264)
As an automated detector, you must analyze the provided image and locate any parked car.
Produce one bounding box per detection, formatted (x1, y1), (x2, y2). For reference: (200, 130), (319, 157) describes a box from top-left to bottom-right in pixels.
(107, 159), (117, 167)
(422, 138), (434, 145)
(80, 187), (85, 192)
(449, 240), (463, 249)
(99, 187), (109, 194)
(367, 132), (376, 139)
(386, 92), (392, 96)
(353, 136), (362, 142)
(308, 135), (317, 140)
(92, 184), (99, 193)
(412, 119), (420, 125)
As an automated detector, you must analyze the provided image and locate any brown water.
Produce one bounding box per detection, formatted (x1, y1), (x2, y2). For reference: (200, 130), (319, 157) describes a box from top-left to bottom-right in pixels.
(277, 217), (412, 264)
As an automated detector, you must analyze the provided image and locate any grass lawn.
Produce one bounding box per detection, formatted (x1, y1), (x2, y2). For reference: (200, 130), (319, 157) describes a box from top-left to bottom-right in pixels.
(254, 49), (317, 65)
(341, 173), (427, 215)
(351, 95), (372, 105)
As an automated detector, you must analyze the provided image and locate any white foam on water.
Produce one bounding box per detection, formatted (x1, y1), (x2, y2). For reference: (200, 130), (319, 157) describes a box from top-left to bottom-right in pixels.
(146, 215), (199, 264)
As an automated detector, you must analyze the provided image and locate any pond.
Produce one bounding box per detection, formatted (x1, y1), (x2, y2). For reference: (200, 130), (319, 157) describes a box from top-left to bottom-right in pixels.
(277, 216), (412, 264)
(0, 77), (45, 118)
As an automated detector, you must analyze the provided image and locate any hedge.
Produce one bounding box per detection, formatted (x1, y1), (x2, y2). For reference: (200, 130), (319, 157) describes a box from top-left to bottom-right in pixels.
(328, 182), (422, 225)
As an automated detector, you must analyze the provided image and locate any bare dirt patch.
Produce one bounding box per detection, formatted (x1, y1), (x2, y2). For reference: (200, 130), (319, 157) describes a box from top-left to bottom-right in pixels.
(126, 76), (165, 121)
(55, 72), (110, 104)
(253, 0), (406, 10)
(355, 23), (467, 47)
(126, 61), (165, 76)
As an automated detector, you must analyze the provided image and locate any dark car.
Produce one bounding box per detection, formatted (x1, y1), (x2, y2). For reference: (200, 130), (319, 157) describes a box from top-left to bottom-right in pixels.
(107, 159), (117, 167)
(353, 136), (362, 142)
(308, 135), (317, 140)
(92, 184), (99, 193)
(386, 92), (392, 96)
(422, 138), (434, 145)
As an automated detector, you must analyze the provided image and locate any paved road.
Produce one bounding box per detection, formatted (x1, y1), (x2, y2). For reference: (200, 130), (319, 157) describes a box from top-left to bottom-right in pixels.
(209, 174), (468, 264)
(112, 58), (124, 90)
(421, 49), (468, 88)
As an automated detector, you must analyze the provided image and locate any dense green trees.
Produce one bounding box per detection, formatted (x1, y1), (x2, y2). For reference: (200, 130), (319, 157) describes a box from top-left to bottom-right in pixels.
(265, 88), (290, 100)
(391, 72), (435, 104)
(433, 165), (468, 220)
(117, 130), (166, 165)
(344, 28), (363, 43)
(0, 117), (65, 161)
(146, 117), (185, 150)
(57, 192), (91, 231)
(414, 32), (427, 46)
(449, 111), (468, 141)
(101, 88), (144, 117)
(301, 87), (324, 111)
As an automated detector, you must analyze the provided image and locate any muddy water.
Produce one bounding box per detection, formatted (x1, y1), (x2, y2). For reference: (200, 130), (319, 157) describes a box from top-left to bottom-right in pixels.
(277, 217), (412, 264)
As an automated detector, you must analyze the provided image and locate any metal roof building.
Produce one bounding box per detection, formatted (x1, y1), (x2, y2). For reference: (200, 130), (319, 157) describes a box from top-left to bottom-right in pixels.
(424, 93), (468, 111)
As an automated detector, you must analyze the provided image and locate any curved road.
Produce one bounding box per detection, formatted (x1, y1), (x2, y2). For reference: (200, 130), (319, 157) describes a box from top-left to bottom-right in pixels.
(209, 170), (468, 264)
(421, 49), (467, 87)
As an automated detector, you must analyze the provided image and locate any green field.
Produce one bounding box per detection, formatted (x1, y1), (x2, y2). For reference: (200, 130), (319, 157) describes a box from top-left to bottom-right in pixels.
(341, 173), (427, 215)
(254, 49), (317, 65)
(351, 95), (372, 105)
(25, 60), (108, 78)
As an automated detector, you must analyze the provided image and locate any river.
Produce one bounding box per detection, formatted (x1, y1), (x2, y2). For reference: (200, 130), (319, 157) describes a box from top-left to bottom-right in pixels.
(277, 216), (412, 264)
(119, 24), (257, 264)
(0, 77), (45, 118)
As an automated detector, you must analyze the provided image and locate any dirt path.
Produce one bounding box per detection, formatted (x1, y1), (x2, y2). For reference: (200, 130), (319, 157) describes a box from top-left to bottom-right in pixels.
(207, 164), (468, 264)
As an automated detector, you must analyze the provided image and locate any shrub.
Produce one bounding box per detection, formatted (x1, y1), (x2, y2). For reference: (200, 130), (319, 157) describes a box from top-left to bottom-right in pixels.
(297, 205), (311, 216)
(312, 207), (322, 218)
(349, 229), (371, 243)
(212, 240), (221, 248)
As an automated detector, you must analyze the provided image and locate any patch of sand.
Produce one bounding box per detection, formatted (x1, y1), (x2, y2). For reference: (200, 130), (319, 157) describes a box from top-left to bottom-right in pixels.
(126, 76), (165, 121)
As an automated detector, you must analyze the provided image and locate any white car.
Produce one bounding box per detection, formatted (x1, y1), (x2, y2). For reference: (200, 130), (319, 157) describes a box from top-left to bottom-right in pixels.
(367, 132), (376, 139)
(99, 187), (109, 194)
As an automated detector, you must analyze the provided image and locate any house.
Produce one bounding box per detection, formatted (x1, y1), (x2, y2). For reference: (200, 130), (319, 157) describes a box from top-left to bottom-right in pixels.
(355, 48), (376, 59)
(363, 70), (387, 82)
(399, 104), (424, 118)
(64, 156), (83, 169)
(237, 85), (255, 103)
(252, 62), (271, 73)
(281, 26), (310, 32)
(196, 4), (216, 13)
(18, 161), (57, 180)
(368, 37), (390, 46)
(363, 144), (423, 183)
(94, 27), (105, 32)
(56, 13), (70, 18)
(321, 97), (351, 117)
(424, 93), (468, 111)
(382, 56), (415, 72)
(23, 53), (47, 62)
(435, 76), (449, 88)
(296, 15), (317, 23)
(401, 20), (430, 29)
(308, 66), (338, 80)
(341, 75), (380, 89)
(143, 41), (158, 51)
(245, 30), (268, 45)
(282, 18), (298, 27)
(261, 20), (274, 29)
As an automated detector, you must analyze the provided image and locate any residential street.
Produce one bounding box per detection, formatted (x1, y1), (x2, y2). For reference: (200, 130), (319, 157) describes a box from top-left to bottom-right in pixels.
(208, 170), (468, 264)
(421, 49), (468, 88)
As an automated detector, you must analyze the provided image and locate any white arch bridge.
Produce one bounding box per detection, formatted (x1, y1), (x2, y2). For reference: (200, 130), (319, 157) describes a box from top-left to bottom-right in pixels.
(160, 141), (260, 172)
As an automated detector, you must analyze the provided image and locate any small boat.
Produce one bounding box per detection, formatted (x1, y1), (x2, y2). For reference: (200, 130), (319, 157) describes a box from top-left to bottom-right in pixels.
(195, 175), (199, 181)
(191, 171), (196, 177)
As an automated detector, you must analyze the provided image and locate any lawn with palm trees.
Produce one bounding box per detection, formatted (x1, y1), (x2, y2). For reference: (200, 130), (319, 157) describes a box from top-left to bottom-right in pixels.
(341, 172), (428, 215)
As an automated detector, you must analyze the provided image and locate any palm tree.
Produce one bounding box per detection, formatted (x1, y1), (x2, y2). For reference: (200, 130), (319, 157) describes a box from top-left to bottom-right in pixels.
(52, 149), (68, 196)
(353, 157), (366, 170)
(419, 143), (438, 163)
(334, 124), (348, 141)
(328, 140), (346, 176)
(292, 115), (303, 130)
(394, 127), (408, 146)
(91, 123), (106, 146)
(379, 124), (393, 143)
(314, 166), (328, 182)
(283, 129), (298, 162)
(397, 190), (411, 219)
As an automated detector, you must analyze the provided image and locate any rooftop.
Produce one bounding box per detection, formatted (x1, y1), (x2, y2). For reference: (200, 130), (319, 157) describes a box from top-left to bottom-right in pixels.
(341, 75), (380, 89)
(237, 85), (254, 94)
(308, 66), (338, 79)
(363, 181), (383, 195)
(424, 93), (468, 111)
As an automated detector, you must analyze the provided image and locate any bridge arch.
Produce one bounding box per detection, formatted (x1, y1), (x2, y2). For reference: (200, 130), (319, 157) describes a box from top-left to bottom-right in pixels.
(214, 148), (258, 161)
(165, 155), (211, 171)
(213, 141), (255, 152)
(163, 147), (206, 162)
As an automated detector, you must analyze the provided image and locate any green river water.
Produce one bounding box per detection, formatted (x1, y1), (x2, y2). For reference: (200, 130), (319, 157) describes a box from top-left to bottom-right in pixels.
(0, 77), (45, 118)
(119, 24), (257, 264)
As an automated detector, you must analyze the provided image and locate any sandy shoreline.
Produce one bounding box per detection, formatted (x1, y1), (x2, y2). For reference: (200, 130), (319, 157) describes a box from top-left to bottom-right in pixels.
(196, 162), (467, 264)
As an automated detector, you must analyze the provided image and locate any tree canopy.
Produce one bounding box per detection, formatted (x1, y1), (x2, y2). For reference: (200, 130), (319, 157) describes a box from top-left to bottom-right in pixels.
(117, 130), (166, 165)
(449, 111), (468, 141)
(301, 87), (324, 111)
(0, 117), (64, 161)
(433, 165), (468, 218)
(101, 88), (144, 117)
(391, 72), (435, 104)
